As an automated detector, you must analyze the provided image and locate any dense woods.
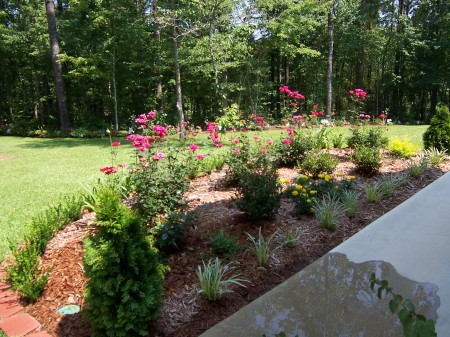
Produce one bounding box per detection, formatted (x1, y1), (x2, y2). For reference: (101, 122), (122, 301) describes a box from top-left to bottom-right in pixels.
(0, 0), (449, 133)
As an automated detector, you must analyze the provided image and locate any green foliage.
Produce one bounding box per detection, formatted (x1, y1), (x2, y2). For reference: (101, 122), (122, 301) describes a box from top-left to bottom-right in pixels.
(388, 138), (418, 159)
(278, 226), (302, 248)
(423, 106), (450, 152)
(424, 147), (448, 167)
(370, 274), (437, 337)
(330, 132), (346, 148)
(235, 154), (281, 219)
(299, 151), (338, 177)
(378, 174), (402, 197)
(83, 188), (164, 337)
(347, 127), (389, 149)
(287, 174), (353, 215)
(215, 104), (244, 131)
(407, 154), (429, 178)
(129, 149), (190, 223)
(210, 231), (239, 259)
(196, 257), (247, 301)
(364, 182), (383, 204)
(151, 212), (196, 253)
(6, 196), (82, 302)
(246, 227), (279, 268)
(312, 194), (346, 231)
(353, 146), (382, 175)
(340, 190), (360, 218)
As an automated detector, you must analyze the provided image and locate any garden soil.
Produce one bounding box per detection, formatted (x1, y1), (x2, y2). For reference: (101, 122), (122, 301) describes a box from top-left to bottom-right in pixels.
(20, 149), (450, 337)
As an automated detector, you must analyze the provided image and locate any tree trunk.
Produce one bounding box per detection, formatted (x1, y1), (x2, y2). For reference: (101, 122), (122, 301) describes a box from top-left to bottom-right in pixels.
(172, 27), (185, 140)
(45, 0), (69, 130)
(326, 8), (334, 118)
(209, 22), (220, 116)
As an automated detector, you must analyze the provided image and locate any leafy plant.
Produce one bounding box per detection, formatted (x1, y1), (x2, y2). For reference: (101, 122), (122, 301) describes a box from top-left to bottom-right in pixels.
(378, 174), (401, 197)
(299, 151), (338, 177)
(370, 274), (437, 337)
(236, 163), (281, 220)
(424, 147), (447, 167)
(347, 127), (389, 149)
(407, 154), (429, 178)
(196, 257), (247, 301)
(423, 105), (450, 152)
(151, 211), (196, 253)
(388, 138), (418, 159)
(330, 132), (346, 148)
(312, 193), (346, 231)
(246, 227), (279, 268)
(83, 188), (165, 337)
(210, 230), (239, 259)
(340, 189), (360, 218)
(353, 146), (382, 174)
(278, 226), (302, 248)
(364, 182), (383, 203)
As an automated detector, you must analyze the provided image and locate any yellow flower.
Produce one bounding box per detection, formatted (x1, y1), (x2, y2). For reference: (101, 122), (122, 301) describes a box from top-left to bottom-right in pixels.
(279, 178), (287, 183)
(302, 189), (307, 193)
(308, 173), (313, 178)
(334, 185), (339, 189)
(292, 190), (299, 196)
(336, 173), (344, 177)
(310, 190), (317, 195)
(296, 184), (302, 190)
(318, 173), (324, 179)
(349, 175), (356, 180)
(307, 199), (311, 203)
(325, 175), (331, 180)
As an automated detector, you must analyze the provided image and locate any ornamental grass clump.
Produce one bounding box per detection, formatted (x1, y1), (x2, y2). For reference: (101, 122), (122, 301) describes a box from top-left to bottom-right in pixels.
(278, 226), (303, 248)
(378, 174), (401, 197)
(312, 194), (346, 231)
(407, 154), (429, 178)
(83, 188), (164, 337)
(364, 181), (383, 203)
(340, 190), (360, 218)
(246, 227), (279, 268)
(424, 147), (448, 167)
(196, 257), (247, 301)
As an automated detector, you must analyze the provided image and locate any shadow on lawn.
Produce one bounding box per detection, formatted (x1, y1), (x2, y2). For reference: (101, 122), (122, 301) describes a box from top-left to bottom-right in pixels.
(16, 137), (120, 149)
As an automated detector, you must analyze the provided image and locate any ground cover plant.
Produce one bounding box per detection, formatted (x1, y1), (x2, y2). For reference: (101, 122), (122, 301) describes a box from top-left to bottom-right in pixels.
(0, 122), (447, 337)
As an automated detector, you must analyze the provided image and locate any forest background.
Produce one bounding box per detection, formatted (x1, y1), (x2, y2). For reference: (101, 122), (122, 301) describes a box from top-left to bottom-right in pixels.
(1, 0), (449, 134)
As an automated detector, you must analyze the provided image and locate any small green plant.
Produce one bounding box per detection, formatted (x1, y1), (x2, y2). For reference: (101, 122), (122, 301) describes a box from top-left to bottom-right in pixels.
(236, 164), (281, 220)
(407, 154), (429, 178)
(278, 226), (302, 248)
(83, 188), (165, 337)
(388, 138), (418, 159)
(312, 193), (346, 231)
(364, 181), (383, 203)
(196, 257), (247, 301)
(423, 105), (450, 152)
(151, 211), (196, 253)
(210, 230), (239, 258)
(378, 174), (400, 197)
(347, 126), (389, 149)
(370, 274), (437, 337)
(353, 146), (382, 175)
(299, 151), (338, 177)
(340, 189), (360, 218)
(246, 227), (279, 268)
(424, 147), (447, 167)
(330, 132), (346, 148)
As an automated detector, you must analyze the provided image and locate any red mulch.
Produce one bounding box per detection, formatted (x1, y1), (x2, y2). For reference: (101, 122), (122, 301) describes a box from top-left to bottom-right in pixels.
(22, 150), (450, 337)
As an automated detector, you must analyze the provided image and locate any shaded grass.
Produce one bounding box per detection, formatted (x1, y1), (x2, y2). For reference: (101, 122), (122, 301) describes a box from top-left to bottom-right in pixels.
(0, 125), (427, 260)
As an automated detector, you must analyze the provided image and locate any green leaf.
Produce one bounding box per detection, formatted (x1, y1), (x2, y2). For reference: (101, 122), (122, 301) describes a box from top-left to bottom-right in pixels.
(389, 299), (399, 314)
(399, 308), (412, 325)
(403, 299), (416, 312)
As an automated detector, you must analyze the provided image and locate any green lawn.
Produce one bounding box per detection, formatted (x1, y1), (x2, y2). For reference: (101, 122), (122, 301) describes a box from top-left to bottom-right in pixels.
(0, 125), (428, 260)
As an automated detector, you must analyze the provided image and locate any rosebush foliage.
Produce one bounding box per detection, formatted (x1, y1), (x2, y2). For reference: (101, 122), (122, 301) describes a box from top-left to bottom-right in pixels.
(347, 127), (388, 149)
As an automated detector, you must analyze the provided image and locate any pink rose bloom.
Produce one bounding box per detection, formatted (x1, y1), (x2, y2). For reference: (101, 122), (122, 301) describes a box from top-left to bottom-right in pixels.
(112, 141), (120, 147)
(126, 134), (136, 141)
(232, 139), (239, 145)
(261, 149), (267, 155)
(234, 149), (241, 155)
(189, 144), (198, 152)
(282, 139), (292, 145)
(196, 154), (204, 160)
(267, 139), (273, 145)
(100, 166), (117, 175)
(147, 110), (157, 119)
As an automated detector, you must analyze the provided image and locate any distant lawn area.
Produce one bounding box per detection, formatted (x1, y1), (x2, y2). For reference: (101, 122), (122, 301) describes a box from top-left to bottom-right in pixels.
(0, 125), (428, 260)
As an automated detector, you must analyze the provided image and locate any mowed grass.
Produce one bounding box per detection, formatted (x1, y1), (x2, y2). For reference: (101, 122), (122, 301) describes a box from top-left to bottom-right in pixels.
(0, 124), (427, 260)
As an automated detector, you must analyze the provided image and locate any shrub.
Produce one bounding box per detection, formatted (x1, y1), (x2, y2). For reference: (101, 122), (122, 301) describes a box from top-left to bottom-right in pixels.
(353, 146), (382, 174)
(299, 151), (338, 177)
(347, 127), (388, 149)
(129, 149), (190, 223)
(246, 227), (279, 268)
(330, 132), (346, 148)
(83, 189), (164, 337)
(312, 194), (346, 231)
(196, 258), (247, 301)
(423, 106), (450, 152)
(425, 147), (448, 166)
(210, 231), (239, 259)
(388, 138), (418, 159)
(151, 212), (196, 253)
(236, 163), (281, 220)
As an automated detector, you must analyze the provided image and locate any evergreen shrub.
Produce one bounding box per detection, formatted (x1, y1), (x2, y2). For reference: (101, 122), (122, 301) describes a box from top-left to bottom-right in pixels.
(423, 106), (450, 152)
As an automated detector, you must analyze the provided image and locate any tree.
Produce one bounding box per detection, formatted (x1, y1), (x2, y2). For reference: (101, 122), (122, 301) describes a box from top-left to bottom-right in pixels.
(45, 0), (70, 130)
